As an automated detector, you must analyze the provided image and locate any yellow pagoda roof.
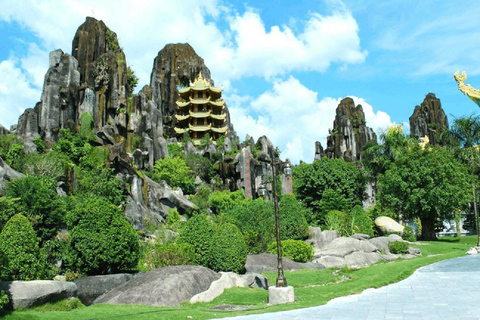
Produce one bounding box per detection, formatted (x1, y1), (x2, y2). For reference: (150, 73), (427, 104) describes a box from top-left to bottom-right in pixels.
(189, 123), (211, 132)
(211, 126), (228, 134)
(176, 101), (190, 107)
(210, 113), (226, 120)
(189, 96), (211, 104)
(174, 127), (190, 134)
(177, 72), (223, 97)
(189, 110), (210, 118)
(175, 114), (190, 121)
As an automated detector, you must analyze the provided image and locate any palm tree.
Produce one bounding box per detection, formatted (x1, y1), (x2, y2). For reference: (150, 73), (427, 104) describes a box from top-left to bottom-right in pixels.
(449, 114), (480, 246)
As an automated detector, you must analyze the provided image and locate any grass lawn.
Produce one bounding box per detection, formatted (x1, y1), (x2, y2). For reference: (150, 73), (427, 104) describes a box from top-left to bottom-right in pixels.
(2, 236), (476, 320)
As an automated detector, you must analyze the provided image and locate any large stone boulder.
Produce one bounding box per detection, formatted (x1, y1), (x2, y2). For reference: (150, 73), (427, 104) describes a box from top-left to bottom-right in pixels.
(75, 273), (135, 306)
(374, 216), (405, 235)
(0, 157), (25, 194)
(245, 253), (305, 273)
(93, 266), (220, 306)
(0, 280), (77, 310)
(190, 272), (269, 304)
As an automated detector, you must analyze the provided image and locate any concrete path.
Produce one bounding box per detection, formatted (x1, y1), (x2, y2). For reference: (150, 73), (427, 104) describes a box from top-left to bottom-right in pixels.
(220, 254), (480, 320)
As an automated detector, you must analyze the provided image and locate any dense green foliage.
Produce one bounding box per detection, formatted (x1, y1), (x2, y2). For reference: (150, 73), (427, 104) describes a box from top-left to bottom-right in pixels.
(267, 239), (313, 263)
(209, 223), (247, 273)
(66, 198), (139, 275)
(76, 168), (124, 206)
(278, 194), (309, 240)
(152, 156), (195, 194)
(0, 214), (45, 280)
(378, 145), (472, 240)
(293, 158), (366, 223)
(4, 175), (65, 243)
(0, 290), (8, 310)
(185, 153), (216, 182)
(224, 198), (275, 254)
(323, 206), (373, 237)
(388, 241), (410, 254)
(177, 214), (216, 267)
(208, 189), (245, 215)
(140, 242), (195, 271)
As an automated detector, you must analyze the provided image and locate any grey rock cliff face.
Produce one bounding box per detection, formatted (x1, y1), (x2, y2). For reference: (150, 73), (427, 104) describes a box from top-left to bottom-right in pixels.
(38, 49), (80, 142)
(320, 97), (377, 162)
(409, 93), (449, 145)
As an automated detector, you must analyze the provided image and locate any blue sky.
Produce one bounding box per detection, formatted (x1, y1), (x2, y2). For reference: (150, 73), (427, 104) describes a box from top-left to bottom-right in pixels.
(1, 0), (480, 163)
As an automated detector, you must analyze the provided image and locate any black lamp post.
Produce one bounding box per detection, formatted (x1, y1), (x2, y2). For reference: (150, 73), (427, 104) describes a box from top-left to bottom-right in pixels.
(270, 153), (292, 287)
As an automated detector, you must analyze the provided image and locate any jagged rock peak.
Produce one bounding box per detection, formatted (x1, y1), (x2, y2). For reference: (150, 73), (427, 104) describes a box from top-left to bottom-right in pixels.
(409, 93), (448, 145)
(317, 97), (377, 162)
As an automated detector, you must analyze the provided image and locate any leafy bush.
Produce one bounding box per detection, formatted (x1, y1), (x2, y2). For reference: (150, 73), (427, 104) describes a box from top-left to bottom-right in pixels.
(224, 198), (275, 254)
(0, 214), (45, 280)
(0, 196), (21, 232)
(66, 198), (139, 275)
(152, 156), (195, 194)
(208, 190), (245, 215)
(278, 194), (309, 240)
(185, 153), (216, 182)
(140, 242), (195, 271)
(5, 175), (65, 243)
(388, 241), (409, 254)
(33, 137), (45, 153)
(190, 184), (211, 210)
(209, 223), (247, 273)
(323, 210), (350, 236)
(267, 239), (314, 263)
(0, 290), (9, 310)
(402, 226), (416, 242)
(76, 168), (124, 206)
(350, 205), (374, 236)
(177, 214), (215, 267)
(23, 151), (67, 180)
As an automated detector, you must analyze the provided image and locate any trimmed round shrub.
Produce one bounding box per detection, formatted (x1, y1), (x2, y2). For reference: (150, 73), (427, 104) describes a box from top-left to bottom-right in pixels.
(209, 223), (247, 273)
(0, 214), (44, 280)
(268, 239), (314, 263)
(388, 241), (409, 254)
(177, 214), (215, 267)
(66, 198), (139, 275)
(278, 194), (309, 240)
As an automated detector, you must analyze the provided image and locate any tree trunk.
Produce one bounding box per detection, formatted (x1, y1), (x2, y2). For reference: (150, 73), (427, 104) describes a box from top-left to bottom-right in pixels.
(419, 216), (437, 241)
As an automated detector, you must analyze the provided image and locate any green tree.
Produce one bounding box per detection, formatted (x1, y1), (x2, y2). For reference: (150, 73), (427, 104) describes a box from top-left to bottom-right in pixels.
(176, 214), (216, 267)
(209, 223), (247, 273)
(5, 175), (65, 244)
(378, 144), (472, 240)
(0, 214), (44, 280)
(66, 198), (139, 275)
(185, 153), (216, 182)
(153, 156), (195, 194)
(224, 198), (275, 254)
(278, 194), (309, 240)
(293, 158), (366, 218)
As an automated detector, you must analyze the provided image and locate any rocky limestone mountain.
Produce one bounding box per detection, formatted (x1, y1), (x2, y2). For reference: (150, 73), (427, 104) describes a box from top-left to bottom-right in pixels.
(409, 93), (449, 145)
(315, 97), (377, 162)
(1, 17), (268, 228)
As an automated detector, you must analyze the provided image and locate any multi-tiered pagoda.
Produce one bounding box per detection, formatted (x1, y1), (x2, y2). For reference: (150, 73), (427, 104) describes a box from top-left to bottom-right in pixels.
(174, 73), (228, 145)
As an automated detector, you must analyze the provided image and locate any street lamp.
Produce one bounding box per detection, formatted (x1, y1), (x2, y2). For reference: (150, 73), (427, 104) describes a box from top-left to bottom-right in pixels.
(270, 153), (292, 287)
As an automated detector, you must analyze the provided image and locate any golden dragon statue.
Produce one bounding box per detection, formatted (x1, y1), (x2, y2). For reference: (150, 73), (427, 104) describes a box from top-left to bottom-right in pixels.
(454, 70), (480, 106)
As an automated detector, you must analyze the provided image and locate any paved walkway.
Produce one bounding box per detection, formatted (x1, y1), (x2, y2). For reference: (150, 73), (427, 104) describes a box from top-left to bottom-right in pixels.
(220, 254), (480, 320)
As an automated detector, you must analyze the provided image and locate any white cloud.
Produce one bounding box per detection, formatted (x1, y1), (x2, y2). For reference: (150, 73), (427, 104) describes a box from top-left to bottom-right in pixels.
(218, 8), (367, 80)
(0, 58), (40, 128)
(227, 78), (392, 164)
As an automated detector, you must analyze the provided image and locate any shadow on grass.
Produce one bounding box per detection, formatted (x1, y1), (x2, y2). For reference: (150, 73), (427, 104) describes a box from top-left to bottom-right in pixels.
(434, 238), (460, 243)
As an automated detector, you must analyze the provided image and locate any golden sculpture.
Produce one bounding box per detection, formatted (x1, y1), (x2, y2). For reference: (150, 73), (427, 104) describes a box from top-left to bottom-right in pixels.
(454, 70), (480, 106)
